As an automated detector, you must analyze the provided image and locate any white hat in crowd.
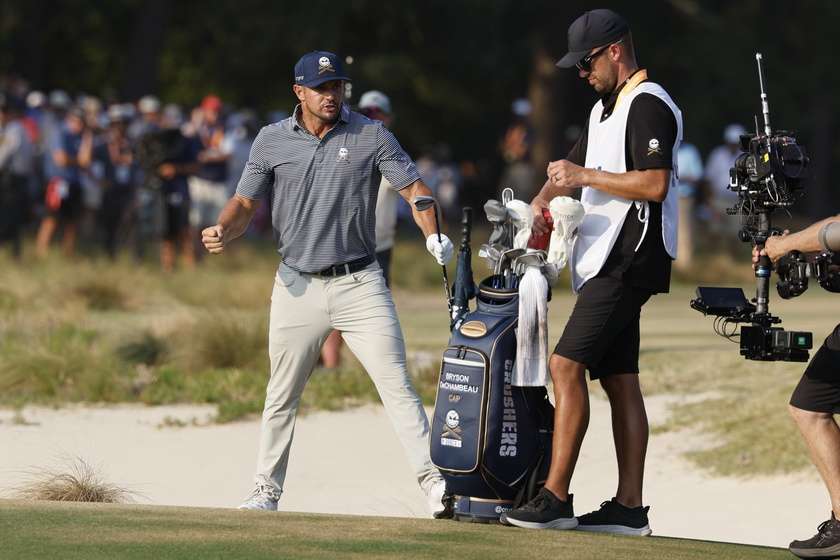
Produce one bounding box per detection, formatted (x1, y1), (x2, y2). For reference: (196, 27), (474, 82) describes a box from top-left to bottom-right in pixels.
(26, 90), (46, 109)
(358, 90), (391, 115)
(724, 123), (747, 144)
(138, 95), (161, 114)
(49, 89), (72, 109)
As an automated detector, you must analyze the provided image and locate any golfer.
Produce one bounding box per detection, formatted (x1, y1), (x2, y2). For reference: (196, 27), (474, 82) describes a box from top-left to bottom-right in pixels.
(201, 50), (454, 517)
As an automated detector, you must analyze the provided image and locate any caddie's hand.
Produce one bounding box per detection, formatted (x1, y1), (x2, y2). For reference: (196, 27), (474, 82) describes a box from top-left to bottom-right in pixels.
(426, 234), (454, 265)
(202, 225), (225, 254)
(530, 202), (550, 235)
(547, 159), (582, 188)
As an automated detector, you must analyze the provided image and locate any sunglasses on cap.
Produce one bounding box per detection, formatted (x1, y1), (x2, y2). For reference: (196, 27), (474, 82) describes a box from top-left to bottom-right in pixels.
(576, 39), (622, 72)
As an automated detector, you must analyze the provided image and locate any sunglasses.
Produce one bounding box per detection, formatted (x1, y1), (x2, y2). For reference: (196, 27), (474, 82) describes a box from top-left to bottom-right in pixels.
(576, 39), (622, 72)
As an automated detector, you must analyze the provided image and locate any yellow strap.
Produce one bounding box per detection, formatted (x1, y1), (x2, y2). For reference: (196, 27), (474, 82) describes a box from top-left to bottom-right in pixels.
(615, 69), (648, 112)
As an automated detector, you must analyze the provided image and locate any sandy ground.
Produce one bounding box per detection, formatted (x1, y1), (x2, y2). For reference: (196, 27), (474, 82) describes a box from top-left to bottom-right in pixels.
(0, 397), (829, 549)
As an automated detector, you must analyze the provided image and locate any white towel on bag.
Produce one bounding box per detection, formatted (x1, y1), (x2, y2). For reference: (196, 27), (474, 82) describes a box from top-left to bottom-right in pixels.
(514, 265), (549, 387)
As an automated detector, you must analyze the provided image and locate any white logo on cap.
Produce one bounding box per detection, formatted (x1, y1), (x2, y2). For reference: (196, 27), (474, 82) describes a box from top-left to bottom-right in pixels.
(316, 56), (336, 76)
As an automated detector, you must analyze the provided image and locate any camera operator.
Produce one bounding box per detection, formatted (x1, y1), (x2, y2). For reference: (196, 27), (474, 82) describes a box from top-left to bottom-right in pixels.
(754, 214), (840, 559)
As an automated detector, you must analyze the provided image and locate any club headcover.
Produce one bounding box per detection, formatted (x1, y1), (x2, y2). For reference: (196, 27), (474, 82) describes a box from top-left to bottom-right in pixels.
(505, 199), (534, 250)
(484, 199), (509, 246)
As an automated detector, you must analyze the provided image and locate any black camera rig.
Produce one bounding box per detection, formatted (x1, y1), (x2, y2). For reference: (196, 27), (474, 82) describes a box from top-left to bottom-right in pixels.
(690, 53), (818, 362)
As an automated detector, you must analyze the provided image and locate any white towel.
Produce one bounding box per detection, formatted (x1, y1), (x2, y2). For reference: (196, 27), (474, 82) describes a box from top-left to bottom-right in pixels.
(514, 266), (549, 387)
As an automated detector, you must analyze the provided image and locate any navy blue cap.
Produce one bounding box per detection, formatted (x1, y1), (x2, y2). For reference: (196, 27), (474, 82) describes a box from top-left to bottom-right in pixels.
(556, 9), (630, 68)
(294, 51), (351, 87)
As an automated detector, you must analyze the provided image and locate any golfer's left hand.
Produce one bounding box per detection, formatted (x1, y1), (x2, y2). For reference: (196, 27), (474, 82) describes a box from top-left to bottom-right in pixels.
(426, 234), (454, 265)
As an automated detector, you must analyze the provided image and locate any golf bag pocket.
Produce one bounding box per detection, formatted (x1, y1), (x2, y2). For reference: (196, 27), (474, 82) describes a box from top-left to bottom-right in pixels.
(431, 348), (487, 472)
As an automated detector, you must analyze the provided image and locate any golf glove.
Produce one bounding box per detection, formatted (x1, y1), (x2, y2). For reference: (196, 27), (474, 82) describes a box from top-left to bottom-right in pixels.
(426, 234), (454, 265)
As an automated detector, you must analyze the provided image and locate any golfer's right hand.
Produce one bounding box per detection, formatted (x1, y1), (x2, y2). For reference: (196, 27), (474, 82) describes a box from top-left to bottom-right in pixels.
(202, 225), (225, 254)
(426, 234), (454, 265)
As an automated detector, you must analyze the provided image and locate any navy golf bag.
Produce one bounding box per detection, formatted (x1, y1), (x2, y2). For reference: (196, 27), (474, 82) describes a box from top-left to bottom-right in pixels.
(429, 276), (554, 523)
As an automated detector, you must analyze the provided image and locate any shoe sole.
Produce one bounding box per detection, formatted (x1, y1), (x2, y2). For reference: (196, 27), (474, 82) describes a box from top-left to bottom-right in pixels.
(236, 503), (278, 511)
(429, 491), (454, 519)
(575, 524), (652, 537)
(789, 542), (840, 558)
(500, 514), (579, 530)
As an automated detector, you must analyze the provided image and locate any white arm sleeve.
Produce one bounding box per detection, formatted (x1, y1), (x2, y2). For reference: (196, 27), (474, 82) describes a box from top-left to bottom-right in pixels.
(818, 222), (840, 252)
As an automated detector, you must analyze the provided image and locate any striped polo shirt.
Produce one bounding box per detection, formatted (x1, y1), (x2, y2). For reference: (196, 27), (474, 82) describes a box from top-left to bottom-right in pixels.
(237, 103), (420, 273)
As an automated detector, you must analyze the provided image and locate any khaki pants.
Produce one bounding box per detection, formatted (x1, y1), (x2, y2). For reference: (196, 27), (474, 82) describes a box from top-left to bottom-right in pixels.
(252, 261), (438, 496)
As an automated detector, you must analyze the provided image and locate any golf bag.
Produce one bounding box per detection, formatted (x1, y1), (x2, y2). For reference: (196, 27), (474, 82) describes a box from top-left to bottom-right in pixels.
(429, 276), (554, 523)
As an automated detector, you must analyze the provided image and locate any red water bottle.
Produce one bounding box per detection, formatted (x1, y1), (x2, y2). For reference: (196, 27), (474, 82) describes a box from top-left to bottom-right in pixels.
(527, 209), (554, 250)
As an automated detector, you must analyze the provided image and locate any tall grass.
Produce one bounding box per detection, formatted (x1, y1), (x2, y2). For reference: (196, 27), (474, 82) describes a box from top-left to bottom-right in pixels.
(0, 235), (444, 422)
(4, 453), (139, 503)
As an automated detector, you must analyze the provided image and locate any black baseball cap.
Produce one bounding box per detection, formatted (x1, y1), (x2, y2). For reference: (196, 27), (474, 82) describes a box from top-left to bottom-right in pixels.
(556, 9), (630, 68)
(294, 51), (351, 88)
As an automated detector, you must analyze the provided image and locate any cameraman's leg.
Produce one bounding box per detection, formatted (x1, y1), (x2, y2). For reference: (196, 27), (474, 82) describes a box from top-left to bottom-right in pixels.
(790, 405), (840, 517)
(789, 324), (840, 517)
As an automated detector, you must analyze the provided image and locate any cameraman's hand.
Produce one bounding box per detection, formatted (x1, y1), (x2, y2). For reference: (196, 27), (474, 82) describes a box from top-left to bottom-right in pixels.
(751, 245), (767, 270)
(752, 230), (790, 269)
(763, 230), (790, 263)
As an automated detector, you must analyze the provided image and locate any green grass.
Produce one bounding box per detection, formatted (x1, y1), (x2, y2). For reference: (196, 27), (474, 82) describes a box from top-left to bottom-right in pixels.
(0, 233), (836, 478)
(0, 500), (791, 560)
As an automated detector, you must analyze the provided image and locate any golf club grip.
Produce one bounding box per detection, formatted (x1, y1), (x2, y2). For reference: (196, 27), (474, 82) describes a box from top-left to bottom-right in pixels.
(461, 207), (472, 247)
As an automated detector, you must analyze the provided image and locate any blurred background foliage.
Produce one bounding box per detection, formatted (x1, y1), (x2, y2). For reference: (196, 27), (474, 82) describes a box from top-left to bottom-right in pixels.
(0, 0), (837, 218)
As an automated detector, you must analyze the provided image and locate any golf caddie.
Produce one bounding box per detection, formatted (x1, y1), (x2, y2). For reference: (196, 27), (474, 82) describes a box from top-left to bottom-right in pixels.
(201, 50), (454, 517)
(501, 9), (682, 535)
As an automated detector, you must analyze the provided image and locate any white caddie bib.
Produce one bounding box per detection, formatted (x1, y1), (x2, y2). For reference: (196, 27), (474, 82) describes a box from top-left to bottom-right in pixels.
(570, 75), (683, 293)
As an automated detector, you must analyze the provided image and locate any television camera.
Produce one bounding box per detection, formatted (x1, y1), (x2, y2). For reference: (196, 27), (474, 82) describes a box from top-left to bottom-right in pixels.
(690, 53), (825, 362)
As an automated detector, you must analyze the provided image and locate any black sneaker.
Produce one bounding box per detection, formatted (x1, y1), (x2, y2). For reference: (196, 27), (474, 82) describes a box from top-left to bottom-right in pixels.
(790, 513), (840, 559)
(499, 488), (578, 530)
(575, 498), (652, 536)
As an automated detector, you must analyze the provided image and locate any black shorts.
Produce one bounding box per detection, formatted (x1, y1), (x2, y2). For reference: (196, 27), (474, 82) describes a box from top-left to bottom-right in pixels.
(790, 324), (840, 414)
(163, 192), (190, 241)
(553, 275), (653, 380)
(48, 181), (83, 221)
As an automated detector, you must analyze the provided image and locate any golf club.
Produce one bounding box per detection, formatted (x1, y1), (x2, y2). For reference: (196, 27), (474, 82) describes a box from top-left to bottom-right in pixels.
(502, 188), (515, 248)
(413, 195), (452, 318)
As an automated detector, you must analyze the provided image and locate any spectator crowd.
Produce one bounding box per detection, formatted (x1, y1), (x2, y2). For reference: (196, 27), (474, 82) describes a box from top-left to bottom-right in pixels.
(0, 75), (752, 273)
(0, 79), (268, 269)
